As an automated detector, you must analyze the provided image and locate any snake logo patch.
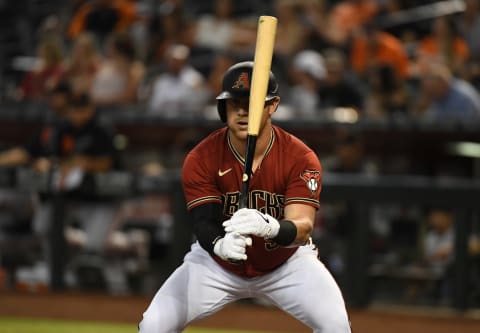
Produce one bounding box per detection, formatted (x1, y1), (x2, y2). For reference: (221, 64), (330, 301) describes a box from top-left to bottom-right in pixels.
(300, 170), (321, 197)
(232, 72), (250, 89)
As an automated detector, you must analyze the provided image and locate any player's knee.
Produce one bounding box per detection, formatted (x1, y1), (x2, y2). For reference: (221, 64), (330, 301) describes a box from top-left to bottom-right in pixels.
(314, 315), (351, 333)
(138, 314), (165, 333)
(138, 310), (179, 333)
(138, 311), (156, 333)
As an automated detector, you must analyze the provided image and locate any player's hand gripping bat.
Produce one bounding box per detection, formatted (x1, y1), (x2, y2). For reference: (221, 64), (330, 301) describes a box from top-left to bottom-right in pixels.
(239, 15), (278, 209)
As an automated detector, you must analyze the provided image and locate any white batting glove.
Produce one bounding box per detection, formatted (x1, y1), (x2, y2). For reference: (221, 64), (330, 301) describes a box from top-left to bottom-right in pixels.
(223, 208), (280, 239)
(213, 231), (252, 261)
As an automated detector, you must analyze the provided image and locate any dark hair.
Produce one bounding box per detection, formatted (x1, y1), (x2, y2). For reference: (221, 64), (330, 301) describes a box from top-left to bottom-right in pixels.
(50, 80), (71, 95)
(441, 15), (459, 39)
(379, 64), (397, 91)
(69, 93), (92, 107)
(111, 33), (136, 61)
(370, 64), (397, 93)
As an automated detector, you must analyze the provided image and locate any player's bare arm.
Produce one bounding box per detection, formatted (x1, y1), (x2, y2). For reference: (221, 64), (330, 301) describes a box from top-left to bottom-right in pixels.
(283, 203), (315, 246)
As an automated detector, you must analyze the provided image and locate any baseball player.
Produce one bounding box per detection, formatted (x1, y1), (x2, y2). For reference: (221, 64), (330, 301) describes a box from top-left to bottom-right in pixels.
(139, 62), (351, 332)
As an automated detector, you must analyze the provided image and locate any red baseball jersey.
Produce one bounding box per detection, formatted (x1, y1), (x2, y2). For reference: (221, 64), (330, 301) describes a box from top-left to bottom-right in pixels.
(182, 125), (322, 277)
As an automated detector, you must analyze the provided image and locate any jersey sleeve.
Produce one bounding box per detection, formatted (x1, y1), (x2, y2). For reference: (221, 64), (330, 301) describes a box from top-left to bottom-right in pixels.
(284, 150), (322, 208)
(182, 151), (222, 210)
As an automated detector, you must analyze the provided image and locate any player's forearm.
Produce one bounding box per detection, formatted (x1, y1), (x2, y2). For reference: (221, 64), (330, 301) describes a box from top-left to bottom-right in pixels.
(288, 218), (313, 247)
(283, 204), (315, 246)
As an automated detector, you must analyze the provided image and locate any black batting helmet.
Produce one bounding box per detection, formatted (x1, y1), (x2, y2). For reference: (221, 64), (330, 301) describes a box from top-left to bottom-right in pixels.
(216, 61), (279, 122)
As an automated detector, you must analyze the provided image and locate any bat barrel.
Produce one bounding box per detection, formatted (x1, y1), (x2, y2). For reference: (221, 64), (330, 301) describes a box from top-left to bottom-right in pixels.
(247, 15), (278, 137)
(239, 15), (277, 210)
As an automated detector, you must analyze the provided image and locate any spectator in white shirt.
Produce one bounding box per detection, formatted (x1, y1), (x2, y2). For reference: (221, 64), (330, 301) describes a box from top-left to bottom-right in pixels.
(148, 44), (208, 118)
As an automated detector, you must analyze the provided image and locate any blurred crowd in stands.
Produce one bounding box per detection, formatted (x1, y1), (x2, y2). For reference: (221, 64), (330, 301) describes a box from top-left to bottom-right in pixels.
(0, 0), (480, 305)
(1, 0), (480, 123)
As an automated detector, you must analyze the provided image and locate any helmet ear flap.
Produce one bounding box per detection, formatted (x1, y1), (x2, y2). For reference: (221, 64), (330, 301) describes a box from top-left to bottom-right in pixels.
(217, 100), (227, 122)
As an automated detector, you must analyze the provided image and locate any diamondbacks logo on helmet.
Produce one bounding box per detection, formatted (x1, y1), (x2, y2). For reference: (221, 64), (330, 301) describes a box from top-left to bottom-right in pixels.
(300, 170), (321, 197)
(232, 72), (250, 89)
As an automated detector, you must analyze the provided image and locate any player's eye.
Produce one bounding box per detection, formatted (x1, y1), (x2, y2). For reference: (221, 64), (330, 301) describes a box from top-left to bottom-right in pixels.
(228, 99), (248, 109)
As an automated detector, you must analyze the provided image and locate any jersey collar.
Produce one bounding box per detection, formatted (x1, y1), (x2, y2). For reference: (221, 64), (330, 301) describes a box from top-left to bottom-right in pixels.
(227, 128), (275, 167)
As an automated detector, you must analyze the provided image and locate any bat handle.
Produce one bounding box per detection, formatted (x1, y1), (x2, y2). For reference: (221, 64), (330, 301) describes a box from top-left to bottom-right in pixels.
(239, 135), (257, 210)
(239, 184), (248, 209)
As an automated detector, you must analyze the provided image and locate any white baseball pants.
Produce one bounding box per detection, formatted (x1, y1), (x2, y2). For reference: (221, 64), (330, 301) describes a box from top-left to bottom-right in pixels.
(139, 242), (351, 333)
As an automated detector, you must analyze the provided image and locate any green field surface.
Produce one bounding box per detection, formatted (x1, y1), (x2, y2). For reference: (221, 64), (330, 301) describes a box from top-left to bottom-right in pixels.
(0, 317), (273, 333)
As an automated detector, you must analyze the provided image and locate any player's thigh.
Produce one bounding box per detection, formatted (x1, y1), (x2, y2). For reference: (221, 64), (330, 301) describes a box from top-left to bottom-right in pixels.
(139, 247), (238, 332)
(262, 247), (351, 333)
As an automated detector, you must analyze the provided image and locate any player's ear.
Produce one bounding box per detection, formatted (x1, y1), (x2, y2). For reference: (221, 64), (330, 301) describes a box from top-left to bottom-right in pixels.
(267, 97), (280, 115)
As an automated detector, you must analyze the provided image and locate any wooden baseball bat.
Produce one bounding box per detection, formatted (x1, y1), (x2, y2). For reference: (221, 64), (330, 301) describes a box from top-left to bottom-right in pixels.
(239, 15), (278, 209)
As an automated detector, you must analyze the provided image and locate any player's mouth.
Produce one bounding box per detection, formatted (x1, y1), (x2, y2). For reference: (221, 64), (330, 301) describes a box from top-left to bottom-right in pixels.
(237, 121), (248, 129)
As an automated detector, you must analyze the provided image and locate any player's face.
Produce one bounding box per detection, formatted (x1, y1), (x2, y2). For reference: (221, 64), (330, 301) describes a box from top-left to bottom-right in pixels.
(226, 98), (249, 139)
(225, 97), (279, 141)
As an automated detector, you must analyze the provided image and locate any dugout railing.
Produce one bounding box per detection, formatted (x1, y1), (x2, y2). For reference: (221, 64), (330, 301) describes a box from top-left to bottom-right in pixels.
(321, 173), (480, 311)
(2, 167), (479, 311)
(1, 103), (480, 310)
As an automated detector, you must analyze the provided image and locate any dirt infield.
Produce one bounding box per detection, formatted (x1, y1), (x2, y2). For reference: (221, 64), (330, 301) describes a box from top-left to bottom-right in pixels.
(0, 291), (480, 333)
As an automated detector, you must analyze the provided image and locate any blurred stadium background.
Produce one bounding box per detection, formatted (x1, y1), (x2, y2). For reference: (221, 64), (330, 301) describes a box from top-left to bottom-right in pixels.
(1, 0), (480, 332)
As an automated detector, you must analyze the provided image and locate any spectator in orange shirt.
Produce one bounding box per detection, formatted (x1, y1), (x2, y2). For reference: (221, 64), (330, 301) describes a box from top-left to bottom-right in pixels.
(68, 0), (137, 43)
(350, 23), (410, 80)
(324, 0), (379, 47)
(415, 16), (469, 77)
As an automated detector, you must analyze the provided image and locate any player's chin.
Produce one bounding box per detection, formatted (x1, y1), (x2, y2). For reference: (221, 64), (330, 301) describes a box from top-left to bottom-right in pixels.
(231, 128), (248, 141)
(237, 125), (248, 135)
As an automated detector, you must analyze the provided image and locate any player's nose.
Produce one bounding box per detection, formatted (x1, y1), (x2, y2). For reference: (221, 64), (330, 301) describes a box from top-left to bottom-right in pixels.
(237, 106), (249, 116)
